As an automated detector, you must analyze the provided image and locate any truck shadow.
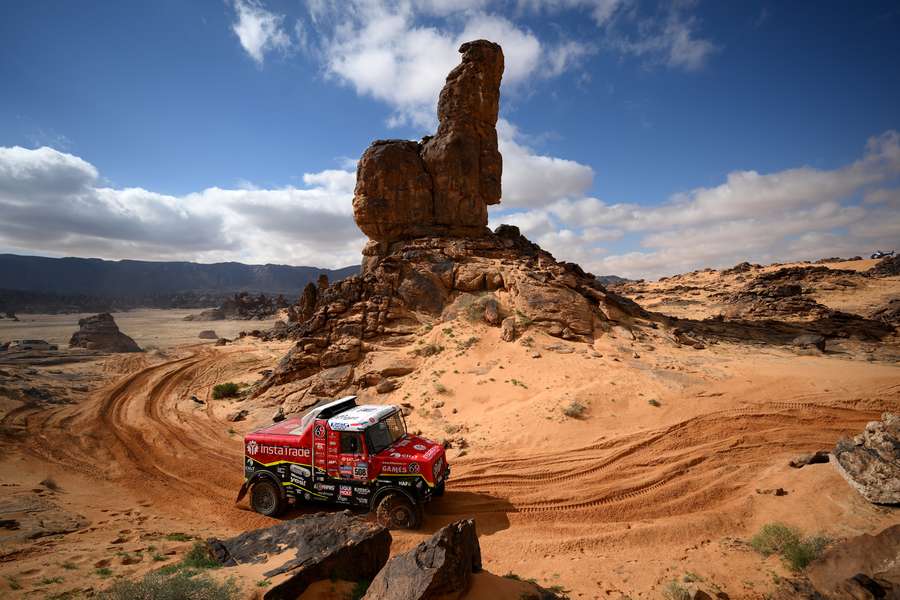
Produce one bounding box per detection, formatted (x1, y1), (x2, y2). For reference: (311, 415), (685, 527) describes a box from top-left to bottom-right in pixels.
(269, 490), (514, 536)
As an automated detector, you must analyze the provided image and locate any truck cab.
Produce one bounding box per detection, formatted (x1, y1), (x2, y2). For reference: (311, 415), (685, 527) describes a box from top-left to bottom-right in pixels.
(238, 396), (449, 529)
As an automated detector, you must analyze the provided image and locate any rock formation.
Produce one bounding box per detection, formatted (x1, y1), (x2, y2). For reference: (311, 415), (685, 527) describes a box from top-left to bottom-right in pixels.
(806, 524), (900, 600)
(207, 511), (390, 599)
(353, 40), (503, 242)
(68, 313), (141, 353)
(833, 412), (899, 504)
(253, 40), (649, 400)
(363, 519), (481, 600)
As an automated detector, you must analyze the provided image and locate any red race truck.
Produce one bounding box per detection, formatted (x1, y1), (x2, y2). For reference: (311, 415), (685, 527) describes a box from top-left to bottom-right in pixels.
(236, 396), (449, 529)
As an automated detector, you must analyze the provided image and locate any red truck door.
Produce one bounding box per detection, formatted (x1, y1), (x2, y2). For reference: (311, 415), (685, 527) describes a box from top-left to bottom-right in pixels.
(337, 431), (369, 482)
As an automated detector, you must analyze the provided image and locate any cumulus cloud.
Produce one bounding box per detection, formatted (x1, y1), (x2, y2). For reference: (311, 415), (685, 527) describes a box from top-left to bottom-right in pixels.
(491, 131), (900, 279)
(231, 0), (292, 64)
(0, 146), (363, 268)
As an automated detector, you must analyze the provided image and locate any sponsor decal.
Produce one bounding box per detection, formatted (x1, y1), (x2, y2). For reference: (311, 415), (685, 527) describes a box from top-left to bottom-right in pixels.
(314, 424), (325, 437)
(251, 443), (310, 459)
(382, 463), (406, 474)
(353, 487), (370, 495)
(399, 480), (411, 486)
(408, 463), (421, 473)
(314, 483), (335, 492)
(339, 485), (352, 497)
(290, 475), (307, 487)
(390, 452), (401, 458)
(331, 422), (350, 430)
(354, 466), (368, 478)
(395, 439), (410, 447)
(424, 446), (441, 459)
(413, 444), (426, 451)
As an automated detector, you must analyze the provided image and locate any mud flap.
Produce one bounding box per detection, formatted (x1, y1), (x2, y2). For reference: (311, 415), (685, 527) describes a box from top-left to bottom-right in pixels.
(235, 481), (249, 504)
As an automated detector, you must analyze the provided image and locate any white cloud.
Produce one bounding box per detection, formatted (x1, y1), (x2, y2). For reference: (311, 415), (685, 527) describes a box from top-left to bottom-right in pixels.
(231, 0), (292, 65)
(493, 131), (900, 279)
(0, 146), (362, 268)
(497, 119), (594, 208)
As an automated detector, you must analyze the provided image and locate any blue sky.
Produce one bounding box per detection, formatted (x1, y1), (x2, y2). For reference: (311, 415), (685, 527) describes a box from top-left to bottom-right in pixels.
(1, 1), (899, 278)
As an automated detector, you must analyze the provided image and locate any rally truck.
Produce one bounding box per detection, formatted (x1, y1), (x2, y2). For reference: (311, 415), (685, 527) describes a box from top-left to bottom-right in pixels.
(236, 396), (449, 529)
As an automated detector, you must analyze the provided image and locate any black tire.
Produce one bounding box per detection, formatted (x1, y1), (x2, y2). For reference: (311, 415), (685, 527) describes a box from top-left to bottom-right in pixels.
(375, 492), (421, 530)
(433, 481), (445, 497)
(249, 479), (284, 517)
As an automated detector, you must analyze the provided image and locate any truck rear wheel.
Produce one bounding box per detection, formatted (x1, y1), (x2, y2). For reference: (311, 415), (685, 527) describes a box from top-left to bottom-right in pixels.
(375, 492), (421, 530)
(250, 480), (284, 517)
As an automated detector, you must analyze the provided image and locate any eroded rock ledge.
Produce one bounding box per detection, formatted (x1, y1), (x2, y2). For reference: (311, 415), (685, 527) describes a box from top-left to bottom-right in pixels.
(255, 226), (645, 396)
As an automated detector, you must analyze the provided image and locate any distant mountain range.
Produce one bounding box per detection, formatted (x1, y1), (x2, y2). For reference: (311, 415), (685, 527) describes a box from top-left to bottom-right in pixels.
(0, 254), (359, 313)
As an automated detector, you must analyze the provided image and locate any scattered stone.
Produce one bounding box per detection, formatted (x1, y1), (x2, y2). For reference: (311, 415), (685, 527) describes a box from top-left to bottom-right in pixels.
(272, 407), (286, 423)
(68, 313), (141, 353)
(755, 488), (788, 496)
(792, 334), (826, 352)
(208, 511), (391, 599)
(363, 519), (481, 600)
(530, 351), (542, 359)
(500, 316), (517, 342)
(227, 409), (249, 422)
(833, 412), (899, 504)
(215, 338), (229, 346)
(191, 395), (205, 405)
(198, 330), (218, 340)
(376, 379), (398, 394)
(789, 450), (829, 468)
(482, 298), (500, 326)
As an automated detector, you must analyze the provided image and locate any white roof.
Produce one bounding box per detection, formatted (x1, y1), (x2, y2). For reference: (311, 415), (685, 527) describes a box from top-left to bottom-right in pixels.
(328, 404), (398, 431)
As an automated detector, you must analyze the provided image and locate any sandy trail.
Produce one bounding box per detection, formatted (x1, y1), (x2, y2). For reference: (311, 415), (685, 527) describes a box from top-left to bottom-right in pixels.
(2, 333), (898, 598)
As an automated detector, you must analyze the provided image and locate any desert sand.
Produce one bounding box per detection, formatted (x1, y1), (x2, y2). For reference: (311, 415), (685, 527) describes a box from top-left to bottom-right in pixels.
(1, 267), (898, 599)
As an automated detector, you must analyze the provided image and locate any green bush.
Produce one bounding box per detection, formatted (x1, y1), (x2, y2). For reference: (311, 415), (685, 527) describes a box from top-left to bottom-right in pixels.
(562, 401), (587, 419)
(181, 542), (220, 570)
(750, 523), (828, 571)
(662, 581), (691, 600)
(212, 383), (239, 399)
(97, 570), (238, 600)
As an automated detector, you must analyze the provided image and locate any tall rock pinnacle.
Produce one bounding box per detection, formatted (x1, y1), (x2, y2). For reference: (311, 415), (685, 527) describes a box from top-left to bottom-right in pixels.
(352, 40), (504, 242)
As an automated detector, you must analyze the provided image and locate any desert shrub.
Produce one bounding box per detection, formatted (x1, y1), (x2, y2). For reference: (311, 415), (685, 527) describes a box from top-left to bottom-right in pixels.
(97, 570), (238, 600)
(562, 401), (587, 419)
(750, 523), (828, 571)
(165, 532), (192, 542)
(647, 399), (661, 407)
(414, 343), (444, 357)
(180, 542), (220, 570)
(515, 310), (533, 327)
(433, 382), (449, 394)
(212, 382), (239, 399)
(662, 580), (691, 600)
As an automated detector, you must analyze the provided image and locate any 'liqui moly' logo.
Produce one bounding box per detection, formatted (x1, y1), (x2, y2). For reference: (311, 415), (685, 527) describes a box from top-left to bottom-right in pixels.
(246, 440), (259, 455)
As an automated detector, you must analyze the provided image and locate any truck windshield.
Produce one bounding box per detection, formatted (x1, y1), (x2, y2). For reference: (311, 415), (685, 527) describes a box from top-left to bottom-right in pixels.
(366, 412), (406, 454)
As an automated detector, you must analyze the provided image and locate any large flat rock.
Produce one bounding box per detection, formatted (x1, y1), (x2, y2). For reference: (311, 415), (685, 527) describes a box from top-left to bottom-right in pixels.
(208, 511), (391, 600)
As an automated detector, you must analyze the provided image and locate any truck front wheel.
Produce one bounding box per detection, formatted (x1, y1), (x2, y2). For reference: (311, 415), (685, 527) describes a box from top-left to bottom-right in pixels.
(375, 493), (421, 530)
(249, 480), (284, 517)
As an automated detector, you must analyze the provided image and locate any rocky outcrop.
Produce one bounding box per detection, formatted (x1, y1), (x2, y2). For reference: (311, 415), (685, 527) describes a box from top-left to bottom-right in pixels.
(182, 307), (225, 321)
(869, 254), (900, 277)
(363, 519), (481, 600)
(353, 40), (503, 243)
(68, 313), (141, 353)
(833, 412), (900, 504)
(208, 511), (390, 600)
(256, 227), (644, 396)
(197, 330), (218, 339)
(806, 524), (900, 600)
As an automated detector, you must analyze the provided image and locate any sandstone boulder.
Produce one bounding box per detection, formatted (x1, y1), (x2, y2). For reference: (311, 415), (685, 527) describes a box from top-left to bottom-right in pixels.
(363, 519), (481, 600)
(198, 330), (218, 340)
(69, 313), (141, 353)
(806, 524), (900, 600)
(833, 412), (900, 504)
(353, 40), (503, 242)
(208, 511), (390, 600)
